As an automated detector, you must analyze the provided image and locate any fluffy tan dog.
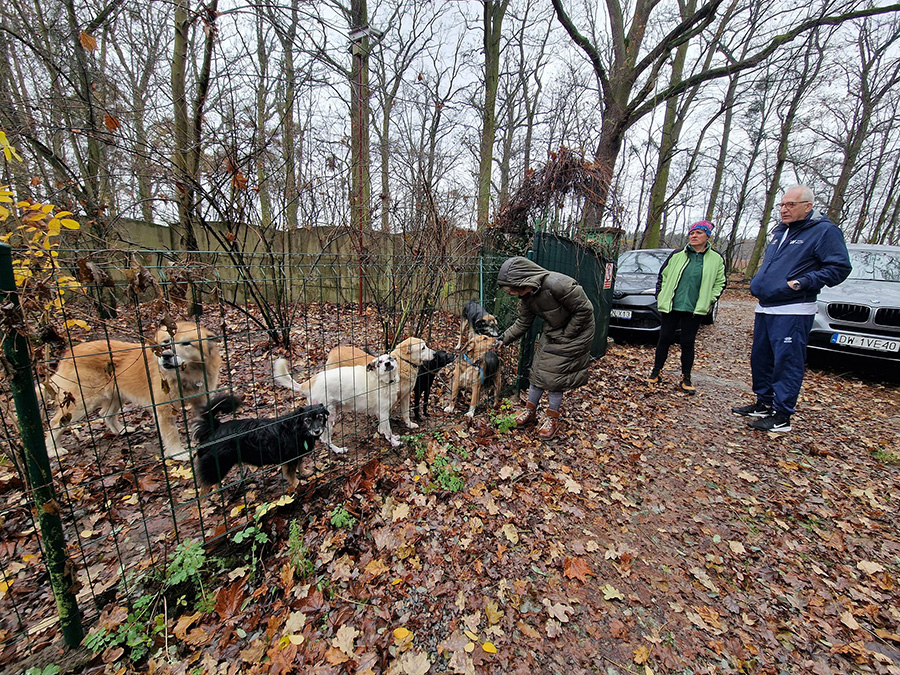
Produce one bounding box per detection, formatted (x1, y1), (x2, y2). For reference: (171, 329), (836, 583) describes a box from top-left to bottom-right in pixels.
(275, 337), (435, 430)
(44, 321), (221, 458)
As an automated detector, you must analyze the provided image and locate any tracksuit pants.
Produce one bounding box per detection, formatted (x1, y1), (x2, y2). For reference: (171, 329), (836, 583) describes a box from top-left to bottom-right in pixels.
(750, 313), (814, 415)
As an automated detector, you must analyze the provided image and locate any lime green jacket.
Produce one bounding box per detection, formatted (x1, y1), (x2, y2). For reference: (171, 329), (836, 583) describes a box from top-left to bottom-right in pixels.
(656, 244), (726, 315)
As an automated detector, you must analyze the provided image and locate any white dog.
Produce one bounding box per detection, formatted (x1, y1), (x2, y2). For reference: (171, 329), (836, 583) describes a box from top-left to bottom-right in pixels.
(323, 337), (435, 430)
(273, 354), (400, 454)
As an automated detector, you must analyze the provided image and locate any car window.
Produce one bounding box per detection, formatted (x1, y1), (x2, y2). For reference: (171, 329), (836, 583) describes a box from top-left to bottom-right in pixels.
(847, 249), (900, 282)
(618, 251), (670, 275)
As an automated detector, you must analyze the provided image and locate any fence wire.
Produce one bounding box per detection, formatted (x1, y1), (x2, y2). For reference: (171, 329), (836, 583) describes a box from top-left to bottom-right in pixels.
(0, 247), (518, 666)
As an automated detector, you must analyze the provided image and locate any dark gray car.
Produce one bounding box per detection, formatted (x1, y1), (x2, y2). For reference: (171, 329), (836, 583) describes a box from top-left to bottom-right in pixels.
(808, 243), (900, 362)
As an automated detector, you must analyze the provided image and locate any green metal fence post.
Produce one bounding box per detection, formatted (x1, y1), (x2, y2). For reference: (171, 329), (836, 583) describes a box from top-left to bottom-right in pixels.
(0, 243), (83, 647)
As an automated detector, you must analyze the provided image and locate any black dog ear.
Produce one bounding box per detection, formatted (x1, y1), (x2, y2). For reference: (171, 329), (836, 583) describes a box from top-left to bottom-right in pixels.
(366, 359), (377, 372)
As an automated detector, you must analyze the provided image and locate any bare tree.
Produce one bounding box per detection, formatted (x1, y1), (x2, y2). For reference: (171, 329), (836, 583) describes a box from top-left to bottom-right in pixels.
(746, 32), (826, 276)
(550, 0), (900, 222)
(826, 18), (900, 224)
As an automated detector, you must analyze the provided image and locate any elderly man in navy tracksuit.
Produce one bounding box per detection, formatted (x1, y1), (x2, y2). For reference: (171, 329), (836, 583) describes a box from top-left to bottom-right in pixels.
(732, 185), (851, 433)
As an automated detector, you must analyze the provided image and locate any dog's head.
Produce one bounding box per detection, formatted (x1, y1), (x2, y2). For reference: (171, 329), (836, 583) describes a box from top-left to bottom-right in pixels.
(366, 354), (399, 383)
(473, 315), (500, 338)
(298, 403), (329, 438)
(422, 350), (455, 373)
(155, 322), (222, 393)
(464, 335), (496, 361)
(393, 337), (435, 366)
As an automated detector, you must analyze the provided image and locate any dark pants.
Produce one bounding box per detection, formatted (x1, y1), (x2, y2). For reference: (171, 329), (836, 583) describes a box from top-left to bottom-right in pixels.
(653, 311), (702, 376)
(751, 313), (814, 415)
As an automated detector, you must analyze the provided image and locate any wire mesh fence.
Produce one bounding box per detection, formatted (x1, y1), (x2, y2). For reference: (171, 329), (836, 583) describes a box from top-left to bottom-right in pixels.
(0, 235), (613, 669)
(0, 245), (524, 667)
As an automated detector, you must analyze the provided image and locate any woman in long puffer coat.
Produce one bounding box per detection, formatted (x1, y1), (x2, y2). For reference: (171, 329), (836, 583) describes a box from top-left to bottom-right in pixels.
(496, 256), (595, 441)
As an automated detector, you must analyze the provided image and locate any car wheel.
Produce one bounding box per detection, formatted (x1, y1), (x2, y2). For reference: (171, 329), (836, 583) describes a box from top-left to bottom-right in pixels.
(701, 301), (718, 325)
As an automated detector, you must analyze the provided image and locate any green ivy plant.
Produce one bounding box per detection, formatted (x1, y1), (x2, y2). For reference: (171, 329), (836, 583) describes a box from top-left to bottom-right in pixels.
(329, 504), (357, 530)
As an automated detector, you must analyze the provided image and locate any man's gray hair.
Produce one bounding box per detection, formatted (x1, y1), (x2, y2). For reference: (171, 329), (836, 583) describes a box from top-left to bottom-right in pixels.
(785, 185), (815, 203)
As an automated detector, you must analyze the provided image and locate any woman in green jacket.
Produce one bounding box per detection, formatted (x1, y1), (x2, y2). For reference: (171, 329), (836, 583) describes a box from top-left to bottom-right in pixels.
(496, 257), (595, 441)
(646, 221), (726, 393)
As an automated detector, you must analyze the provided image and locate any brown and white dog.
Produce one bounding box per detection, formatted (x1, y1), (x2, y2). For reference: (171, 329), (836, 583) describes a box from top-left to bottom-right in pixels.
(275, 337), (435, 431)
(44, 321), (221, 458)
(444, 334), (501, 418)
(457, 300), (500, 350)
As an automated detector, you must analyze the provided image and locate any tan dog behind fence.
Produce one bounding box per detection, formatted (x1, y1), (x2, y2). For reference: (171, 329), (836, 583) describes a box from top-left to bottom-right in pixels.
(444, 334), (502, 418)
(44, 321), (221, 459)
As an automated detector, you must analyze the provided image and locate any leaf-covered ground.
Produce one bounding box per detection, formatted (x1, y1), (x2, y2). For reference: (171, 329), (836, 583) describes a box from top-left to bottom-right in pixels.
(6, 288), (900, 674)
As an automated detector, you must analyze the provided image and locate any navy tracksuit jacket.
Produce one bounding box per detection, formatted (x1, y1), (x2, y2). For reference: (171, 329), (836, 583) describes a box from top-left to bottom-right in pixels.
(748, 211), (851, 414)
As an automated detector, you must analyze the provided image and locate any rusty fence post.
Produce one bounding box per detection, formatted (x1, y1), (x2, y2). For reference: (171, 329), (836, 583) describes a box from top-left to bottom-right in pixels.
(0, 242), (83, 647)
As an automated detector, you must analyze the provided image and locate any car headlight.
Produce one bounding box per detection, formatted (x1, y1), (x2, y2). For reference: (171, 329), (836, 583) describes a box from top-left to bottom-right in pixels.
(639, 288), (656, 295)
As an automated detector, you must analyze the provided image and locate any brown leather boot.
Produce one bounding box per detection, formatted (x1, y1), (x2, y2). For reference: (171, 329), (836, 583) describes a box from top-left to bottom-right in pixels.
(538, 409), (561, 441)
(515, 401), (538, 427)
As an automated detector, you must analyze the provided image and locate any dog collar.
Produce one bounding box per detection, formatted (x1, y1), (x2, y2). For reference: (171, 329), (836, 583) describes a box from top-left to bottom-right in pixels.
(462, 353), (485, 385)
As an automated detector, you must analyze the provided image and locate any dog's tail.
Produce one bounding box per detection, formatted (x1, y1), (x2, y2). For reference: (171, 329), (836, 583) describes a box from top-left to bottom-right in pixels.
(193, 393), (241, 445)
(273, 358), (313, 398)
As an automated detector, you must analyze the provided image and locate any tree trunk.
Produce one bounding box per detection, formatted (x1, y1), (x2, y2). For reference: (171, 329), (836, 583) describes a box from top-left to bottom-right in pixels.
(705, 74), (739, 223)
(171, 0), (198, 250)
(476, 0), (510, 230)
(349, 0), (373, 234)
(255, 13), (273, 228)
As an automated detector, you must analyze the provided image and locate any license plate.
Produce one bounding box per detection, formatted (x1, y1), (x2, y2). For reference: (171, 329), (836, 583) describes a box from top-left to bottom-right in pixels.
(610, 309), (632, 319)
(830, 333), (900, 353)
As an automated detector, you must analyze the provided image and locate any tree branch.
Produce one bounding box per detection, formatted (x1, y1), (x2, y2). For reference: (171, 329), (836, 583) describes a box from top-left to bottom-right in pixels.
(85, 0), (126, 34)
(629, 3), (900, 124)
(550, 0), (610, 98)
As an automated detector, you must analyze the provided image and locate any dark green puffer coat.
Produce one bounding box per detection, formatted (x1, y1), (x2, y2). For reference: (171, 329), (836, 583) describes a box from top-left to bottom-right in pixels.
(497, 257), (595, 392)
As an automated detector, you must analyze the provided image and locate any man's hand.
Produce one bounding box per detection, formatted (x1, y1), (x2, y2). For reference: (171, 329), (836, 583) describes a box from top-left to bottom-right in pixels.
(495, 338), (504, 350)
(787, 279), (802, 291)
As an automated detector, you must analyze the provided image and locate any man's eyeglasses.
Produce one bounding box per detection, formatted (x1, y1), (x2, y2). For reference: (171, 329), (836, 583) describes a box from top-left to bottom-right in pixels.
(779, 201), (811, 208)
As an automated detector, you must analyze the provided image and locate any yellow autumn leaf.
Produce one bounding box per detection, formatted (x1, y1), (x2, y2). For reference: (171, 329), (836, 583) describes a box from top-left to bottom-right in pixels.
(364, 558), (389, 578)
(499, 523), (519, 544)
(727, 540), (746, 555)
(485, 599), (504, 625)
(168, 465), (193, 480)
(274, 494), (295, 507)
(633, 644), (650, 664)
(0, 132), (23, 162)
(393, 627), (411, 640)
(602, 584), (624, 601)
(482, 642), (497, 653)
(60, 218), (80, 230)
(463, 629), (479, 641)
